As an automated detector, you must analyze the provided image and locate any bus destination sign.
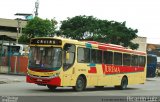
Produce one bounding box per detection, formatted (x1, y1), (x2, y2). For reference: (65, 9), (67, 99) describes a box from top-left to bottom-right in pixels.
(31, 38), (62, 45)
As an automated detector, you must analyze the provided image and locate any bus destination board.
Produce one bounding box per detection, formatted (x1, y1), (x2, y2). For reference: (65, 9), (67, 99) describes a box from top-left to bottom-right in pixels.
(31, 38), (62, 45)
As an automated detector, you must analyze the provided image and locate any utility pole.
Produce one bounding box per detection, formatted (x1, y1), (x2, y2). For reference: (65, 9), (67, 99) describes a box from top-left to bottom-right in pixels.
(14, 13), (32, 74)
(16, 18), (21, 44)
(35, 0), (39, 17)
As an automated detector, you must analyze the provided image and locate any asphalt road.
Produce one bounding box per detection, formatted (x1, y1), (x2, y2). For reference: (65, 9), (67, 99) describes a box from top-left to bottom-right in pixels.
(0, 76), (160, 96)
(0, 76), (160, 102)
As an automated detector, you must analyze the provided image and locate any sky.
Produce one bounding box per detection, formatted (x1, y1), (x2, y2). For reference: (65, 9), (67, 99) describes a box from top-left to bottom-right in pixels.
(0, 0), (160, 44)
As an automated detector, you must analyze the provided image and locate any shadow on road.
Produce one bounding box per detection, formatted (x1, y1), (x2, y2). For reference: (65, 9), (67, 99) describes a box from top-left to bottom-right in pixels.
(146, 79), (157, 81)
(28, 87), (139, 93)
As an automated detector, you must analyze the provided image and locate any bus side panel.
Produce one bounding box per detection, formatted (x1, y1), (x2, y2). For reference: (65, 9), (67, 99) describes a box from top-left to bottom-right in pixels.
(61, 68), (73, 86)
(69, 63), (101, 87)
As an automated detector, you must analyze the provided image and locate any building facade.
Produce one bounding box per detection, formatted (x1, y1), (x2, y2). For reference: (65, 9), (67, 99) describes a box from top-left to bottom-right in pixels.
(132, 36), (147, 52)
(0, 18), (27, 39)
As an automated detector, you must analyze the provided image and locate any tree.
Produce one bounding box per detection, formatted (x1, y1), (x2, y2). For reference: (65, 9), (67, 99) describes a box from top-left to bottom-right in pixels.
(60, 15), (99, 39)
(19, 17), (57, 44)
(60, 15), (139, 49)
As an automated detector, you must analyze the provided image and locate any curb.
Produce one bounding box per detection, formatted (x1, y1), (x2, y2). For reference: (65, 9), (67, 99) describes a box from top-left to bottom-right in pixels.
(0, 73), (26, 76)
(0, 81), (7, 84)
(0, 74), (26, 84)
(0, 79), (24, 84)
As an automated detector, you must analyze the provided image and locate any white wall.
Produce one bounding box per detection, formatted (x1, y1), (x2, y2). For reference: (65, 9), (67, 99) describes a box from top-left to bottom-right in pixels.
(132, 36), (147, 52)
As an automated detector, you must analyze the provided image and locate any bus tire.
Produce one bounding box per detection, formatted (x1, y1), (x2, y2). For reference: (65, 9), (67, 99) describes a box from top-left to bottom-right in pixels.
(115, 76), (128, 90)
(73, 76), (86, 91)
(47, 85), (57, 91)
(120, 76), (128, 90)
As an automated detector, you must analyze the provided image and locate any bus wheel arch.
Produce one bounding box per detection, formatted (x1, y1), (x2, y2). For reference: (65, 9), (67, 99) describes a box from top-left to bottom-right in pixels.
(73, 74), (87, 91)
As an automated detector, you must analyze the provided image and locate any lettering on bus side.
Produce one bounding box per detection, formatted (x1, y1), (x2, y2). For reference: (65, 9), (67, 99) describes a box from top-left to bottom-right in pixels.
(78, 69), (87, 71)
(104, 65), (120, 74)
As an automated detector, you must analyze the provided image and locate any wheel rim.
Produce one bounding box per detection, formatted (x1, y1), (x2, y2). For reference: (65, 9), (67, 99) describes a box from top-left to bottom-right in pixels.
(74, 76), (86, 91)
(122, 78), (128, 89)
(77, 80), (83, 88)
(77, 79), (84, 89)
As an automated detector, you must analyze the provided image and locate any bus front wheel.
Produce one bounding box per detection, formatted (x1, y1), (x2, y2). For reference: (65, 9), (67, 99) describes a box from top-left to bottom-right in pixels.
(73, 76), (86, 91)
(47, 85), (57, 91)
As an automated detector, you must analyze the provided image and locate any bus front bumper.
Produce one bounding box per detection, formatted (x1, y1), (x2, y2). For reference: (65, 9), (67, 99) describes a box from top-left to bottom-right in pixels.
(26, 75), (61, 86)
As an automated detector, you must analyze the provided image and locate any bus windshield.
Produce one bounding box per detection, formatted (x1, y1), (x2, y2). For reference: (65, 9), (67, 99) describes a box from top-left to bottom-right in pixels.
(29, 47), (62, 69)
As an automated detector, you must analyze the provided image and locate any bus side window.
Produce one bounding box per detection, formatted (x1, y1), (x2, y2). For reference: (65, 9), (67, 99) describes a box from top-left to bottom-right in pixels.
(91, 49), (102, 64)
(91, 49), (96, 63)
(114, 52), (122, 65)
(131, 55), (139, 66)
(96, 50), (102, 64)
(63, 44), (76, 71)
(123, 54), (131, 66)
(103, 51), (113, 64)
(139, 56), (146, 67)
(77, 47), (90, 63)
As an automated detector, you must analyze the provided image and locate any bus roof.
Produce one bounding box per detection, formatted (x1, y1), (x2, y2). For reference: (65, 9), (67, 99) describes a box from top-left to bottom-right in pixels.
(30, 37), (146, 55)
(84, 40), (146, 55)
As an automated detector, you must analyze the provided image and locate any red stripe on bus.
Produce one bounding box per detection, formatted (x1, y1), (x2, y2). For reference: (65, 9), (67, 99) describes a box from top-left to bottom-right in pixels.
(102, 64), (144, 74)
(88, 67), (97, 73)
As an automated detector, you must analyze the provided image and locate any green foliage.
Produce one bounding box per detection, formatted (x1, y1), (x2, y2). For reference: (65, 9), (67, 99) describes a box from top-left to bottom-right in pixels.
(60, 15), (139, 49)
(19, 17), (57, 44)
(129, 42), (139, 50)
(18, 34), (30, 44)
(60, 15), (99, 39)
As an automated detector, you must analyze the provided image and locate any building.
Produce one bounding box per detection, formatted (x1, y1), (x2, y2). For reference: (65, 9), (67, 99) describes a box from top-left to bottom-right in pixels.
(147, 43), (160, 63)
(132, 36), (147, 52)
(0, 18), (27, 39)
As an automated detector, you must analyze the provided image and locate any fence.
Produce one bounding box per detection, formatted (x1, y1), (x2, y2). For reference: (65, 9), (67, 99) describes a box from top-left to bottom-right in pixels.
(0, 55), (28, 75)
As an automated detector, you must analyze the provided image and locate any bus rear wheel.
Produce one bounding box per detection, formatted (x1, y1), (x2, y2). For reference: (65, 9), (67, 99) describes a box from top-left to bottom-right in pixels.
(115, 77), (128, 90)
(47, 85), (57, 91)
(73, 76), (86, 91)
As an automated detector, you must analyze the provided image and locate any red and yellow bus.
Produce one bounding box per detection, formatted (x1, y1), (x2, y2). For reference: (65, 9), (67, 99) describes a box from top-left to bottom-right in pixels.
(26, 37), (147, 91)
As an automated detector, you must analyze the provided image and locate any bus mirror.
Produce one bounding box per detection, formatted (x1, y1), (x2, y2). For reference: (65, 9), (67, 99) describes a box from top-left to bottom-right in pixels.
(66, 52), (70, 60)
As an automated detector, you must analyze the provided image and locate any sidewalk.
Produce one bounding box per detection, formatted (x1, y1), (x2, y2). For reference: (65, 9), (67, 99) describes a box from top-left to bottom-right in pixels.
(0, 74), (26, 84)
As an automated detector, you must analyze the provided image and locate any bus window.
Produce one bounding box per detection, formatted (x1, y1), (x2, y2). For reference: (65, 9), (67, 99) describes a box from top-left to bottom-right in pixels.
(63, 44), (76, 70)
(114, 52), (122, 65)
(96, 50), (102, 64)
(77, 47), (90, 63)
(1, 46), (7, 56)
(91, 49), (102, 64)
(147, 55), (156, 65)
(103, 51), (113, 64)
(131, 55), (139, 66)
(147, 54), (157, 77)
(8, 46), (20, 55)
(139, 56), (146, 67)
(1, 43), (26, 55)
(123, 54), (131, 66)
(91, 49), (96, 63)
